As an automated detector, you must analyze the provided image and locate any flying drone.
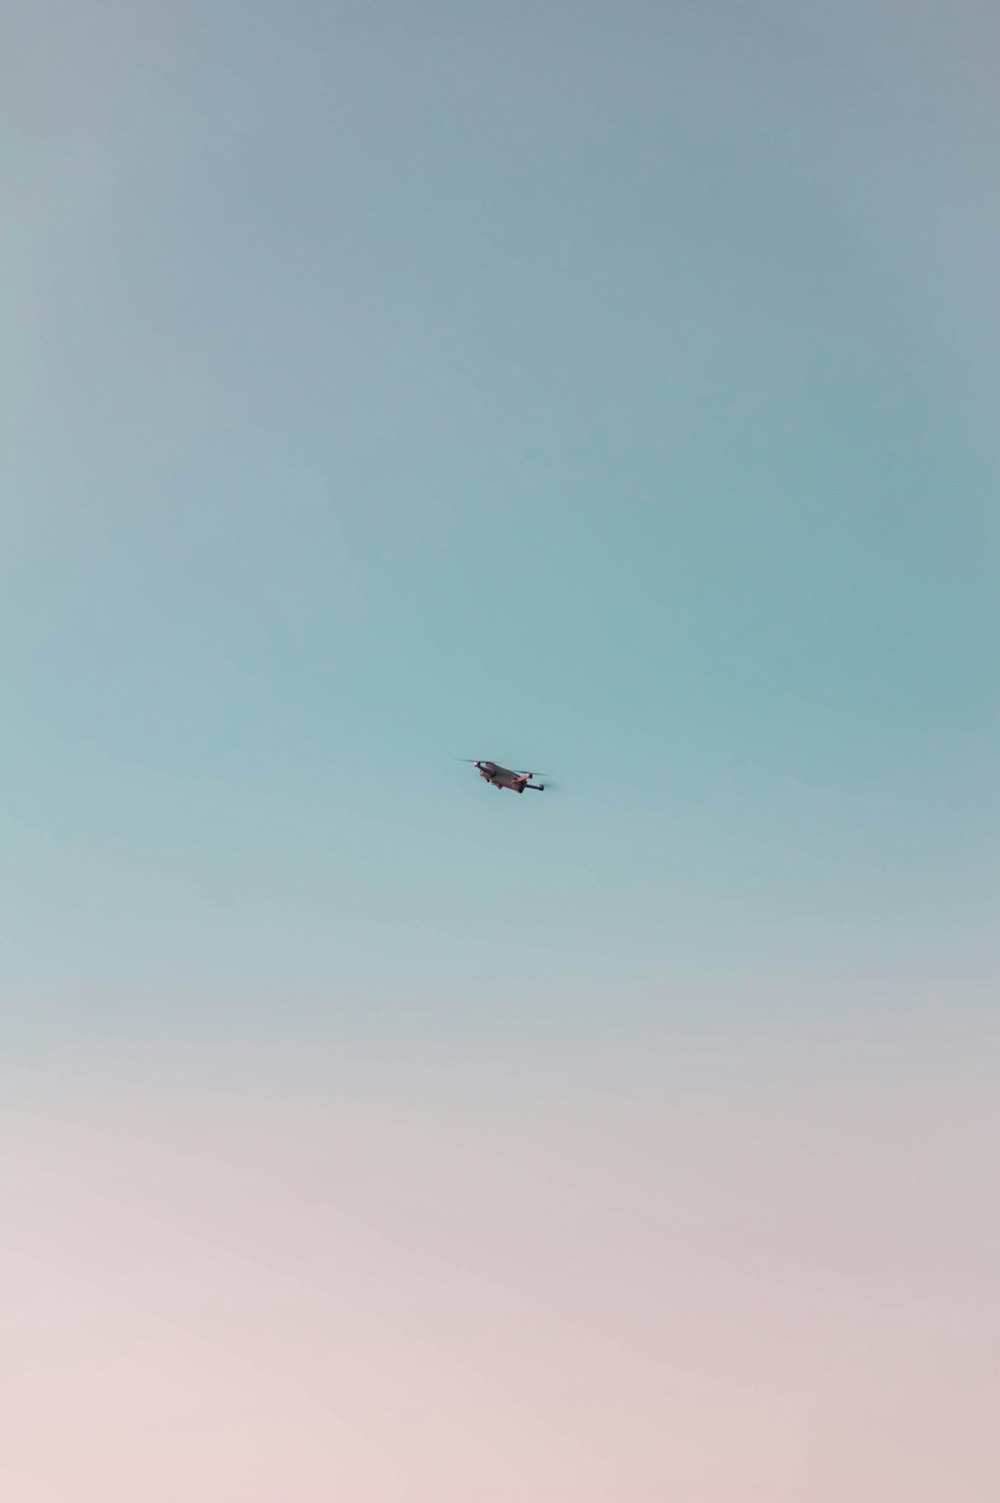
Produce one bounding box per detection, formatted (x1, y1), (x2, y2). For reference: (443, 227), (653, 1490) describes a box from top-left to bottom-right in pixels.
(461, 760), (548, 794)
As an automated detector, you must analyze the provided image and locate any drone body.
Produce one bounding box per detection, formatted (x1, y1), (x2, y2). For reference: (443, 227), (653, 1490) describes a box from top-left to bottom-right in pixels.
(464, 760), (546, 794)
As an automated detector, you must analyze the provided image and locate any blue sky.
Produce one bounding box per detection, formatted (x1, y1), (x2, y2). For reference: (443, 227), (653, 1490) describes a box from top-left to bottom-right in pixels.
(5, 1), (996, 1042)
(3, 5), (999, 1500)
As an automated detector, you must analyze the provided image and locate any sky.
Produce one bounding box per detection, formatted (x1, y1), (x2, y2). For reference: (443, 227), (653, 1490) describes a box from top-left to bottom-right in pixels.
(2, 2), (998, 1498)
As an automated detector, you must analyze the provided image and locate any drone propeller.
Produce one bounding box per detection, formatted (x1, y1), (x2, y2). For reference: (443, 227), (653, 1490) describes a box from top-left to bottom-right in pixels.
(457, 759), (556, 783)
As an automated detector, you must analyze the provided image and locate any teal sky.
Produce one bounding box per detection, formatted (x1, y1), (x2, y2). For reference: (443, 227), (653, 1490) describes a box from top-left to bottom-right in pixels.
(3, 5), (999, 1498)
(5, 0), (996, 1035)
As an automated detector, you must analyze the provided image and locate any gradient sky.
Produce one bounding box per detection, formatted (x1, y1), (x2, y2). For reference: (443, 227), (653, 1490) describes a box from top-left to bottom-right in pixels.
(3, 2), (998, 1499)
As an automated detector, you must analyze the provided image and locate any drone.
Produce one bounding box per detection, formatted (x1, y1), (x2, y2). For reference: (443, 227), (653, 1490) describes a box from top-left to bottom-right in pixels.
(461, 760), (548, 794)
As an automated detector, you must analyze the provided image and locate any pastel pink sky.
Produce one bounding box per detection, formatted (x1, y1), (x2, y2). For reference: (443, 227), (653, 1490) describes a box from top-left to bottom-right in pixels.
(3, 1009), (997, 1502)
